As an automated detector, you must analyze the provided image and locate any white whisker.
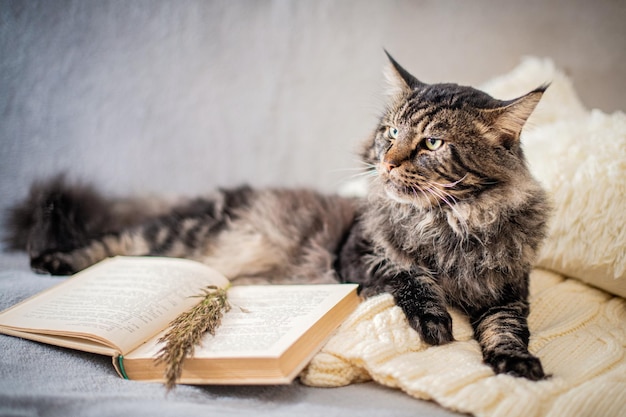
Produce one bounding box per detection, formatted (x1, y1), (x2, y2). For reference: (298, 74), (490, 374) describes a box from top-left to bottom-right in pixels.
(410, 185), (431, 208)
(431, 173), (469, 189)
(341, 170), (378, 180)
(332, 166), (378, 191)
(426, 185), (456, 206)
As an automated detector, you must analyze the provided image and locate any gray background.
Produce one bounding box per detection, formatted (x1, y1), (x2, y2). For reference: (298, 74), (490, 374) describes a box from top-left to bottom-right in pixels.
(1, 0), (625, 219)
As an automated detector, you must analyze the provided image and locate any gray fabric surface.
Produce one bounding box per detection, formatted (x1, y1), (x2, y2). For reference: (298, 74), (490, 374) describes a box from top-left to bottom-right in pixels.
(0, 253), (459, 417)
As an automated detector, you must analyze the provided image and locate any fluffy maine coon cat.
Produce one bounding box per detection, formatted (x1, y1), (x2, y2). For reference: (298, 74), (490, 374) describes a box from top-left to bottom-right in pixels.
(5, 53), (550, 380)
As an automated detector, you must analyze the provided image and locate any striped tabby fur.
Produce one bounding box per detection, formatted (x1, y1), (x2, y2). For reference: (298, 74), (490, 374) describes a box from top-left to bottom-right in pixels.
(4, 53), (550, 380)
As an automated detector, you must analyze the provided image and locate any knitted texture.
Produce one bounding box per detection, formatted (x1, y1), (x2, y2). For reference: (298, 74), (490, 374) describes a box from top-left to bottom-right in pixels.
(301, 269), (626, 417)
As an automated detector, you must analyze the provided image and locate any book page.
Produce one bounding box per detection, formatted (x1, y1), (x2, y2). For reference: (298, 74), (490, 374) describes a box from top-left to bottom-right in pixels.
(128, 284), (358, 359)
(0, 257), (229, 355)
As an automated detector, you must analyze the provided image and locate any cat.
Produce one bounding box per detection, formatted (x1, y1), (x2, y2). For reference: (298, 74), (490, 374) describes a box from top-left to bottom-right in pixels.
(4, 52), (550, 380)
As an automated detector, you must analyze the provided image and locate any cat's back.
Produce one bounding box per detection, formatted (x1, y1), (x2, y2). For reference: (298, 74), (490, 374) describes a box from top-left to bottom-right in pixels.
(200, 187), (358, 284)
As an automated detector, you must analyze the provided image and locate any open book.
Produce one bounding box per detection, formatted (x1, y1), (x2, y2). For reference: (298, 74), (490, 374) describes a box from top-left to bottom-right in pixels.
(0, 256), (359, 385)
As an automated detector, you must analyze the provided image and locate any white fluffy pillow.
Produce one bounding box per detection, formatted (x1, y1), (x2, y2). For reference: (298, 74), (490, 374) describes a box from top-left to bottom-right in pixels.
(524, 111), (626, 297)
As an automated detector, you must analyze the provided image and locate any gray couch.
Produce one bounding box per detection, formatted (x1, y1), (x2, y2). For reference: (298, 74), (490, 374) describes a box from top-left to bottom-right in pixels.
(1, 2), (623, 416)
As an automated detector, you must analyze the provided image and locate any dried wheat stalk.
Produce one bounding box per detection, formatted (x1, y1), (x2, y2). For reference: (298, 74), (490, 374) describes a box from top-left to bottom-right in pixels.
(155, 285), (231, 390)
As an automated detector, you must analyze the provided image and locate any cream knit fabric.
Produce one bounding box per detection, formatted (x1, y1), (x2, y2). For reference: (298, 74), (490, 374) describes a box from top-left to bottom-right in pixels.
(301, 269), (626, 417)
(313, 58), (626, 416)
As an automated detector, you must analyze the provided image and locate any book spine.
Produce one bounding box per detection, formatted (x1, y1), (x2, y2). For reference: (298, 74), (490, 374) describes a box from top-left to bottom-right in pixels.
(113, 355), (130, 380)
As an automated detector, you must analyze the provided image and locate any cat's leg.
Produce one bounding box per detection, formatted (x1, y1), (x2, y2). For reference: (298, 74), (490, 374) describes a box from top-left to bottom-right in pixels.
(384, 270), (455, 345)
(338, 225), (453, 345)
(470, 299), (545, 380)
(354, 267), (454, 345)
(31, 229), (149, 275)
(31, 212), (224, 275)
(31, 187), (255, 275)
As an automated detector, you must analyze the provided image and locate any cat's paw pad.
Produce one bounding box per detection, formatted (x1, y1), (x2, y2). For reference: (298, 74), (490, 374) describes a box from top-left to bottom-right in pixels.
(31, 252), (77, 276)
(412, 312), (454, 346)
(487, 352), (546, 381)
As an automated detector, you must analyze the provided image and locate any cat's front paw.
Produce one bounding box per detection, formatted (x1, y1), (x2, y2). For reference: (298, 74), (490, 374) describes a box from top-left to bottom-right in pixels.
(486, 352), (546, 381)
(31, 252), (77, 276)
(410, 311), (454, 346)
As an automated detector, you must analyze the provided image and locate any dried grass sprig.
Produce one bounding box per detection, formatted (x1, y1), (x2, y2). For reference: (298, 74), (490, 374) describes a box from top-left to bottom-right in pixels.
(155, 285), (231, 390)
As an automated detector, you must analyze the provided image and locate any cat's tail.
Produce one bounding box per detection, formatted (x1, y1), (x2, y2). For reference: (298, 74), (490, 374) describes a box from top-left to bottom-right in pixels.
(3, 174), (171, 258)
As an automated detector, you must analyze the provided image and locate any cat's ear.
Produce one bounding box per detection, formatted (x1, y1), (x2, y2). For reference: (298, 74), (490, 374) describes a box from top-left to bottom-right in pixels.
(487, 85), (548, 144)
(383, 50), (425, 96)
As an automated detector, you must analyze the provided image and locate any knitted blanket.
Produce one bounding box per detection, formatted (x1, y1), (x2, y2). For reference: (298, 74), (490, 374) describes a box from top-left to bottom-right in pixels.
(301, 58), (626, 417)
(301, 269), (626, 417)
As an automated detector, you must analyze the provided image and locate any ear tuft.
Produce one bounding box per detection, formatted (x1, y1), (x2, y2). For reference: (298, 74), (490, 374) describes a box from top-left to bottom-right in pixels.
(383, 50), (425, 96)
(492, 85), (548, 140)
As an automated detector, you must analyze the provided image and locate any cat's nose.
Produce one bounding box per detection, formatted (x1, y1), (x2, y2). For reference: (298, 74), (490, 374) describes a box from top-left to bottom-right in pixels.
(383, 156), (399, 172)
(384, 162), (397, 172)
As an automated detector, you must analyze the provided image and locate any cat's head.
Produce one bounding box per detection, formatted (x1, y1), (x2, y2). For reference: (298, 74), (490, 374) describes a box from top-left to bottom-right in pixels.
(363, 52), (546, 208)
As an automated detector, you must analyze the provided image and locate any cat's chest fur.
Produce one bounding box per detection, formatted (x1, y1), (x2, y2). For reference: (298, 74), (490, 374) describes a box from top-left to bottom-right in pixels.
(362, 195), (513, 309)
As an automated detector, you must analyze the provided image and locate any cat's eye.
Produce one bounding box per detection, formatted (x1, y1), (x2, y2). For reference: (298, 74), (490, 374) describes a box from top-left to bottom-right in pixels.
(386, 127), (399, 140)
(424, 137), (443, 151)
